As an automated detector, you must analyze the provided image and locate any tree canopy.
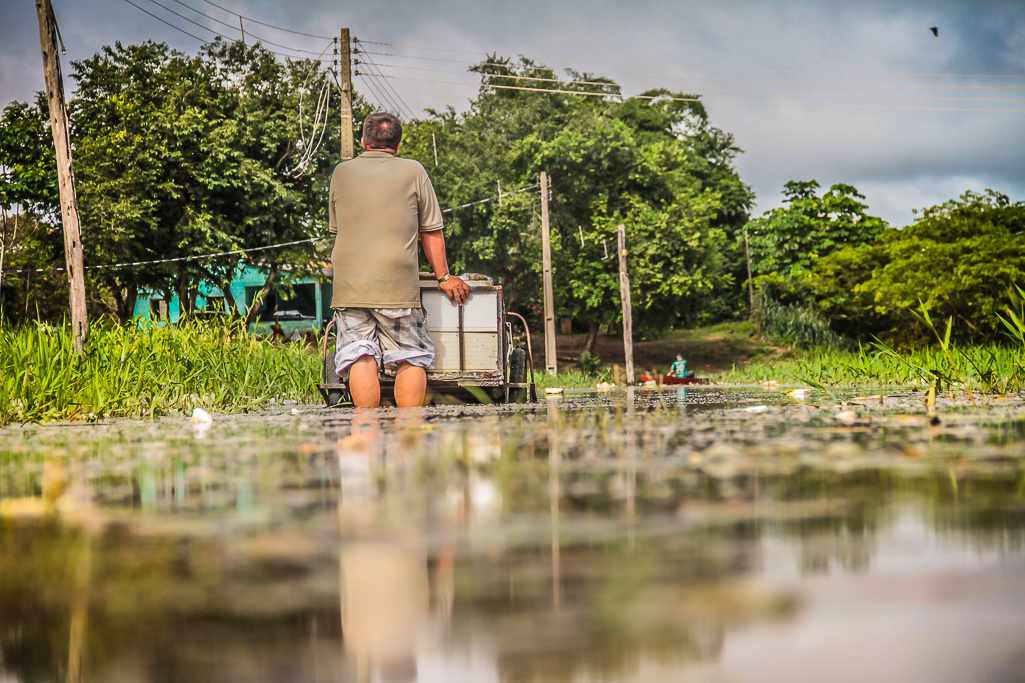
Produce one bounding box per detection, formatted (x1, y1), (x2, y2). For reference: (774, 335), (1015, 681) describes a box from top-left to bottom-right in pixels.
(69, 39), (365, 322)
(400, 58), (753, 339)
(810, 190), (1025, 343)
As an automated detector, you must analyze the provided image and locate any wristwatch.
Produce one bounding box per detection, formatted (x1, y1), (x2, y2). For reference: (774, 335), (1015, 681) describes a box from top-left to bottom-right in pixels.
(438, 273), (452, 283)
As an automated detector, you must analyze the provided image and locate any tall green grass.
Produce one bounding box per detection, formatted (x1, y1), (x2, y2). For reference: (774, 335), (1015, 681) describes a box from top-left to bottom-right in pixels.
(719, 343), (1025, 392)
(1, 317), (321, 424)
(723, 299), (1025, 393)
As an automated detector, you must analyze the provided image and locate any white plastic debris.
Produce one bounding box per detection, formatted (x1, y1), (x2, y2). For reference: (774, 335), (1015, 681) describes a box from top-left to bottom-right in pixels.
(743, 405), (769, 414)
(545, 387), (564, 395)
(290, 408), (300, 415)
(835, 410), (858, 425)
(190, 407), (213, 424)
(784, 389), (811, 399)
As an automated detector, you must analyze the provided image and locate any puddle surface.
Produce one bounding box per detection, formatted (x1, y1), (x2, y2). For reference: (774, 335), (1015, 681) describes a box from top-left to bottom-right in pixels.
(1, 387), (1024, 683)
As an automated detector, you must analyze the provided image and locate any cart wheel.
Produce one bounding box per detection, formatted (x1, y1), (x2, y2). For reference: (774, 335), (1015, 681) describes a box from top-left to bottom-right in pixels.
(324, 346), (345, 407)
(508, 348), (527, 403)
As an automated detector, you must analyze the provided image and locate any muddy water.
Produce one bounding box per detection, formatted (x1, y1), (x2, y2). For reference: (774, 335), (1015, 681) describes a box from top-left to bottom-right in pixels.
(1, 388), (1024, 683)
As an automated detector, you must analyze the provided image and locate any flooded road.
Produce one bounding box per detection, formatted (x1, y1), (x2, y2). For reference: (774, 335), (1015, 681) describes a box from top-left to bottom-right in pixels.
(1, 387), (1024, 683)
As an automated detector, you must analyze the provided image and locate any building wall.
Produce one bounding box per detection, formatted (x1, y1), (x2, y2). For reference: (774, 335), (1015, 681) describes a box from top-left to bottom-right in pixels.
(133, 265), (332, 335)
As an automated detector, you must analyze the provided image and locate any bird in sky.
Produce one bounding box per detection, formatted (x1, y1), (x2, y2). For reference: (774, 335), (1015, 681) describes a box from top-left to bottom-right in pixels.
(930, 27), (939, 36)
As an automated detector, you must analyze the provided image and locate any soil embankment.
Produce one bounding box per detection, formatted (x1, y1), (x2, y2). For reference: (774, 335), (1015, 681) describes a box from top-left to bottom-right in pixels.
(550, 323), (787, 375)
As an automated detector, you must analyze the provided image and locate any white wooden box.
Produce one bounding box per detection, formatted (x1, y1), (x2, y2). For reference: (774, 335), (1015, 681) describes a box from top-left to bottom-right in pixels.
(420, 280), (502, 374)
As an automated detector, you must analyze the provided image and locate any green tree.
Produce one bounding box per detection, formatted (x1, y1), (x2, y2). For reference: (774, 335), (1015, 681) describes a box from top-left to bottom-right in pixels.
(746, 180), (887, 290)
(0, 97), (65, 322)
(811, 190), (1025, 343)
(71, 39), (368, 323)
(401, 59), (752, 343)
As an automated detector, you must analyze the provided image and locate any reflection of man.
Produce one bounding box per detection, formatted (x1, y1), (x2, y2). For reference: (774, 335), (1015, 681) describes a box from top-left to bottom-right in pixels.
(329, 112), (470, 408)
(667, 354), (688, 378)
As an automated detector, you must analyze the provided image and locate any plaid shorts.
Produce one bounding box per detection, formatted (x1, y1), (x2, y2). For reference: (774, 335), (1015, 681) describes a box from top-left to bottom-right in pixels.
(333, 307), (435, 378)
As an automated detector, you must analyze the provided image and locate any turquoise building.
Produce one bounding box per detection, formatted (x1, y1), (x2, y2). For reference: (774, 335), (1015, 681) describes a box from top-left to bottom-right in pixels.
(133, 264), (334, 335)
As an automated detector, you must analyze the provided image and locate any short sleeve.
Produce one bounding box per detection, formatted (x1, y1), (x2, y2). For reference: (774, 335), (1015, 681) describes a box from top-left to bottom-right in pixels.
(328, 177), (338, 234)
(416, 167), (444, 233)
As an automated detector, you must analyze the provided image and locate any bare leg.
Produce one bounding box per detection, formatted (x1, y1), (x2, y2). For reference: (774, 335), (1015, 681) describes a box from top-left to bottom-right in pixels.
(393, 362), (427, 407)
(348, 355), (381, 408)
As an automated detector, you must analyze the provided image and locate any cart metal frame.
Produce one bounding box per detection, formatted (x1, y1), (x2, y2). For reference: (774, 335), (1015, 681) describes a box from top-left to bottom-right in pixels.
(316, 275), (537, 406)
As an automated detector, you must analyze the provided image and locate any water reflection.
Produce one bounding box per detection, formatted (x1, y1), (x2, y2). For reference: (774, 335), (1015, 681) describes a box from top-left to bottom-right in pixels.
(0, 390), (1024, 682)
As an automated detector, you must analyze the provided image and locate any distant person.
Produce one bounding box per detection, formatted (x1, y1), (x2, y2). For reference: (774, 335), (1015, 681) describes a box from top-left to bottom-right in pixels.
(329, 112), (470, 408)
(667, 354), (688, 378)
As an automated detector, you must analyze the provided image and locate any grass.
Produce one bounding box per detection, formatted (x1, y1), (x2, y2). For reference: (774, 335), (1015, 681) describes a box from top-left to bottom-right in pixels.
(1, 317), (322, 425)
(720, 302), (1025, 394)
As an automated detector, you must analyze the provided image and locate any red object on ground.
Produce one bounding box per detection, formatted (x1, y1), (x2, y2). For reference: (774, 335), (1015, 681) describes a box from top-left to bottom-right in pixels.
(640, 375), (709, 385)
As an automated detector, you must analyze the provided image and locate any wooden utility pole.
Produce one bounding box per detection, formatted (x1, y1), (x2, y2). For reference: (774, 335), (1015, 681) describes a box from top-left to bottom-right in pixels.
(743, 227), (754, 308)
(540, 171), (557, 374)
(35, 0), (88, 353)
(339, 28), (354, 160)
(617, 224), (634, 385)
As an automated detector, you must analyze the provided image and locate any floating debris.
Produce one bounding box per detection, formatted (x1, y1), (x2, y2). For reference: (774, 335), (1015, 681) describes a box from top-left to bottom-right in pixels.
(190, 407), (213, 424)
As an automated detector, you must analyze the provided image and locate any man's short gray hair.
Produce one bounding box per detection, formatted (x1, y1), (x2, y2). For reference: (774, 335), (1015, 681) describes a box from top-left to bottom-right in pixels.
(362, 112), (403, 150)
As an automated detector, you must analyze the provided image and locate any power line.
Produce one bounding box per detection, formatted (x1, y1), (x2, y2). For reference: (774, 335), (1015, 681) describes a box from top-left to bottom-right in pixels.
(358, 53), (417, 119)
(368, 72), (1025, 113)
(194, 0), (334, 39)
(367, 62), (1025, 103)
(355, 38), (1025, 80)
(10, 238), (325, 273)
(164, 0), (333, 56)
(361, 57), (1025, 92)
(121, 0), (332, 61)
(122, 0), (209, 43)
(354, 72), (407, 119)
(442, 183), (540, 213)
(8, 186), (541, 273)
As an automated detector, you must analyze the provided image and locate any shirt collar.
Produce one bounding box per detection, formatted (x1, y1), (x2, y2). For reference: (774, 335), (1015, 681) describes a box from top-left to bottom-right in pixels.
(360, 150), (397, 158)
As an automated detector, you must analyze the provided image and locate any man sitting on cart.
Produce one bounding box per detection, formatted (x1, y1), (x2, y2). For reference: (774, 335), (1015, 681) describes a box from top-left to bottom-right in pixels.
(667, 354), (688, 378)
(329, 112), (470, 408)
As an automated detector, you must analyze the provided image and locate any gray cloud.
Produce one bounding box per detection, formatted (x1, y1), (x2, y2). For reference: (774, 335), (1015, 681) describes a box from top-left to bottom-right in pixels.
(2, 0), (1022, 226)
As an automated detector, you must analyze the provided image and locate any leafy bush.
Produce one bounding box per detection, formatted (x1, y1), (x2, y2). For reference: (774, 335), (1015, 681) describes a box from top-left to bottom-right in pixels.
(751, 289), (844, 349)
(577, 350), (604, 374)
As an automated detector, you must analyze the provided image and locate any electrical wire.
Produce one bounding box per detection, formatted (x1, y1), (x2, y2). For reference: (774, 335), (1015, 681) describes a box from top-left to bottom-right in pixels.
(9, 186), (542, 273)
(194, 0), (334, 39)
(359, 52), (418, 119)
(367, 72), (1025, 113)
(362, 58), (1025, 92)
(164, 0), (333, 56)
(357, 57), (416, 119)
(354, 72), (407, 118)
(122, 0), (209, 43)
(122, 0), (332, 61)
(355, 38), (1025, 80)
(366, 62), (1025, 103)
(442, 183), (540, 214)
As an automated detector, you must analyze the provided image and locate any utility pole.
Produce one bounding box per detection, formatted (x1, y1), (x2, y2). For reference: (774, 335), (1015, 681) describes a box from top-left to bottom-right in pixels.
(339, 28), (354, 161)
(617, 224), (635, 385)
(540, 171), (557, 374)
(743, 227), (754, 308)
(35, 0), (88, 353)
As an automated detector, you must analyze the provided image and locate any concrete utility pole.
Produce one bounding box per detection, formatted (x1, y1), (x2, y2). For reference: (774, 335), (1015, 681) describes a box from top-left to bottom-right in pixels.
(540, 171), (557, 374)
(339, 28), (354, 160)
(35, 0), (88, 353)
(617, 224), (635, 385)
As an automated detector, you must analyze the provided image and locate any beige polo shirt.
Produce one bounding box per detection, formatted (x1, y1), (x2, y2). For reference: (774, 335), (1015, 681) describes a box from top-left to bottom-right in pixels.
(328, 151), (444, 308)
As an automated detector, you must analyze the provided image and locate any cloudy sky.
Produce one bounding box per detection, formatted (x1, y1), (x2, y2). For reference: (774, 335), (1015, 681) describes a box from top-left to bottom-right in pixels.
(2, 0), (1023, 226)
